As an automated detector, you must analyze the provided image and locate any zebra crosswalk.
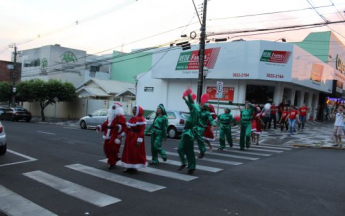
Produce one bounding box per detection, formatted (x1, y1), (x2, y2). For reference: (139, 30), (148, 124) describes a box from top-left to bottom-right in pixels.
(0, 143), (294, 215)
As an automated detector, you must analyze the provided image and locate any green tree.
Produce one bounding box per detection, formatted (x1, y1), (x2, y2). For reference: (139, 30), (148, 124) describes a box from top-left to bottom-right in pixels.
(0, 82), (12, 102)
(17, 79), (77, 121)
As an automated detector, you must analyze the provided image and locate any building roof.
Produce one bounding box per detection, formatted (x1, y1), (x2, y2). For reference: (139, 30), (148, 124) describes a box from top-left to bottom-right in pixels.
(115, 88), (136, 97)
(76, 78), (135, 98)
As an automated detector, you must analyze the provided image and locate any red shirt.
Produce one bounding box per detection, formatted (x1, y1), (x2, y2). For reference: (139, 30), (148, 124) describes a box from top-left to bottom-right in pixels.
(298, 107), (308, 117)
(289, 110), (298, 120)
(271, 105), (278, 115)
(281, 111), (288, 120)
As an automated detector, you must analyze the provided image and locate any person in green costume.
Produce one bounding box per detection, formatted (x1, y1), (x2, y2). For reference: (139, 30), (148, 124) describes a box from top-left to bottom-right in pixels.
(146, 104), (168, 165)
(217, 107), (234, 150)
(238, 101), (255, 150)
(195, 103), (216, 158)
(177, 91), (201, 175)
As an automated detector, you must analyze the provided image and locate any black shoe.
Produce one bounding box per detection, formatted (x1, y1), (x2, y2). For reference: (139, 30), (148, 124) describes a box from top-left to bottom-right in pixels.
(178, 165), (186, 171)
(188, 169), (195, 175)
(123, 168), (138, 173)
(163, 157), (167, 162)
(240, 148), (245, 151)
(108, 165), (115, 170)
(229, 144), (233, 148)
(217, 148), (224, 151)
(198, 152), (205, 158)
(149, 162), (158, 165)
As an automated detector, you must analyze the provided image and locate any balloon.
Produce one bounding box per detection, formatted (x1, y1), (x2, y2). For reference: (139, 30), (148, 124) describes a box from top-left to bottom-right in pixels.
(201, 93), (209, 105)
(192, 93), (197, 100)
(183, 88), (193, 97)
(264, 103), (271, 110)
(234, 115), (241, 122)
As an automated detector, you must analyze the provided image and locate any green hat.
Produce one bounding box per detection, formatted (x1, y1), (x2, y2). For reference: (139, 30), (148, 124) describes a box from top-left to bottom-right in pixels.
(158, 104), (167, 115)
(225, 107), (231, 112)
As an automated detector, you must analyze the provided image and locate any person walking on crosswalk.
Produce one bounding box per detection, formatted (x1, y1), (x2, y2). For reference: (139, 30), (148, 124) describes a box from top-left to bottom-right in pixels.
(202, 104), (217, 152)
(120, 105), (147, 173)
(217, 107), (234, 150)
(96, 103), (127, 169)
(177, 88), (201, 175)
(196, 102), (216, 158)
(145, 104), (168, 165)
(238, 101), (255, 150)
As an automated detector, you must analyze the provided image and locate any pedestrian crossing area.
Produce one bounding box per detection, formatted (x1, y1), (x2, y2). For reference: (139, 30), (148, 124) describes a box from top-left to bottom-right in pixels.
(0, 143), (295, 215)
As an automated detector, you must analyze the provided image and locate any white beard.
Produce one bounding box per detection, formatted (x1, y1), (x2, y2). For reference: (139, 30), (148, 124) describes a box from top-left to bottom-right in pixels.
(108, 109), (116, 124)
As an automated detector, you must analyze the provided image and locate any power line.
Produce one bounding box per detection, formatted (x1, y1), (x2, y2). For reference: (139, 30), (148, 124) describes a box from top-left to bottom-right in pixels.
(305, 0), (329, 23)
(208, 4), (334, 21)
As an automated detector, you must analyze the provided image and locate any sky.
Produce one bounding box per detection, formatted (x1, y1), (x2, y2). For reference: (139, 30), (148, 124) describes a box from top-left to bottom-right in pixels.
(0, 0), (345, 61)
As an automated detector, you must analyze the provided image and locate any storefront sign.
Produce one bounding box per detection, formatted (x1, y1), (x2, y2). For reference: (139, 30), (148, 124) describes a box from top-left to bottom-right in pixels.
(260, 50), (291, 64)
(310, 63), (323, 83)
(175, 48), (220, 70)
(336, 54), (345, 73)
(206, 86), (234, 101)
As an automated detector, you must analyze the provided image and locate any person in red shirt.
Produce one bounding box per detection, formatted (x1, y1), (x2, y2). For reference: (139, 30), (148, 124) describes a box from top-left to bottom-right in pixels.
(269, 102), (278, 129)
(298, 103), (309, 130)
(278, 99), (286, 121)
(279, 107), (289, 132)
(285, 106), (300, 135)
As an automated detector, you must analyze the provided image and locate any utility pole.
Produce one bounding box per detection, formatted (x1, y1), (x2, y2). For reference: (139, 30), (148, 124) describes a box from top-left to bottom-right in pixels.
(196, 0), (208, 103)
(10, 44), (17, 107)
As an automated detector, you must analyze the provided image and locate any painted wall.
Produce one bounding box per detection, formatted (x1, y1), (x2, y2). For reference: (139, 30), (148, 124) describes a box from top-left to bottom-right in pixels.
(111, 51), (152, 83)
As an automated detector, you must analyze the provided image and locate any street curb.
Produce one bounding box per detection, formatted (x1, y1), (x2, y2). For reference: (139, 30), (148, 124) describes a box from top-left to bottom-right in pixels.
(291, 144), (345, 150)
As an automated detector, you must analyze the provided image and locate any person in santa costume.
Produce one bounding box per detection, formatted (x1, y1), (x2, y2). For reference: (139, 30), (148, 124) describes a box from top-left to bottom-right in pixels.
(201, 103), (217, 152)
(251, 106), (264, 145)
(120, 105), (147, 173)
(145, 104), (168, 165)
(177, 88), (201, 175)
(217, 107), (234, 150)
(96, 103), (127, 169)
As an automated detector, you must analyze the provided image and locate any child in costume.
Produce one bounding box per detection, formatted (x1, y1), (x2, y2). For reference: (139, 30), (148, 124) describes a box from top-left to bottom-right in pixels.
(251, 107), (264, 145)
(218, 107), (234, 150)
(146, 104), (168, 165)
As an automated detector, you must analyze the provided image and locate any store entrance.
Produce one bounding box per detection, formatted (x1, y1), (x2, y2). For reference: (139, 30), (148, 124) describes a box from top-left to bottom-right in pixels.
(246, 85), (275, 105)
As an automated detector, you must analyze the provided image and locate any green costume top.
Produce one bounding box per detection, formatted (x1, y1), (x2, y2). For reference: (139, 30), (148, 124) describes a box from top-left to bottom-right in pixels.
(240, 104), (255, 122)
(146, 104), (168, 139)
(184, 94), (200, 130)
(218, 113), (234, 129)
(198, 109), (216, 128)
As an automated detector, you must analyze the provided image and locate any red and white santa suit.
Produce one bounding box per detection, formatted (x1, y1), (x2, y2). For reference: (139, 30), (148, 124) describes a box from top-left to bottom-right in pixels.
(203, 104), (217, 141)
(251, 107), (263, 134)
(120, 105), (147, 169)
(97, 103), (126, 167)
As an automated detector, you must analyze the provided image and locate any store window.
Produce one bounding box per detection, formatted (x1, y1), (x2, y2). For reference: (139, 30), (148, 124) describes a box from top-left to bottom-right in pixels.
(246, 85), (274, 105)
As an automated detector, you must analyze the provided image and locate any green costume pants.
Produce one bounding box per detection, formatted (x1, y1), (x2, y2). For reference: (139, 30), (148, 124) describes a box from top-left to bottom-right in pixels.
(195, 127), (206, 153)
(177, 129), (196, 170)
(240, 121), (252, 149)
(150, 131), (167, 164)
(219, 127), (232, 149)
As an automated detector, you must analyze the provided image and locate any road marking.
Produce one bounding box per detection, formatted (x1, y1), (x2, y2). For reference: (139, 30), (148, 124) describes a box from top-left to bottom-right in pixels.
(99, 159), (197, 181)
(232, 146), (283, 153)
(37, 131), (56, 135)
(23, 170), (121, 207)
(63, 127), (79, 130)
(213, 142), (293, 150)
(164, 151), (243, 166)
(146, 156), (223, 173)
(66, 164), (165, 192)
(0, 149), (37, 168)
(190, 148), (259, 161)
(0, 185), (57, 216)
(209, 146), (272, 157)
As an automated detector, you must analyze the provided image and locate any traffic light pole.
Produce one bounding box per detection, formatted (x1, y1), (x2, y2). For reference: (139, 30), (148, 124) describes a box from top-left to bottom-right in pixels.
(196, 0), (208, 103)
(11, 45), (17, 108)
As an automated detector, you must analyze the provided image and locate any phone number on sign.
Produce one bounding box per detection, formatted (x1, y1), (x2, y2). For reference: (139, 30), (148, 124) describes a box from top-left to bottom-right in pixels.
(232, 73), (250, 77)
(266, 73), (284, 79)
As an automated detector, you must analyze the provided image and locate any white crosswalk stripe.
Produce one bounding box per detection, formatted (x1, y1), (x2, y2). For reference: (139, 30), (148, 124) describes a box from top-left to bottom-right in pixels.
(210, 147), (272, 157)
(0, 185), (57, 216)
(66, 164), (166, 192)
(99, 159), (198, 181)
(146, 156), (223, 173)
(165, 151), (243, 165)
(23, 170), (121, 207)
(213, 142), (293, 150)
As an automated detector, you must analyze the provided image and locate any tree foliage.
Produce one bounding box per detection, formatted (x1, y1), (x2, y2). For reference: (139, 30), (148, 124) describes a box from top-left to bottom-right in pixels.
(17, 79), (77, 121)
(0, 82), (12, 102)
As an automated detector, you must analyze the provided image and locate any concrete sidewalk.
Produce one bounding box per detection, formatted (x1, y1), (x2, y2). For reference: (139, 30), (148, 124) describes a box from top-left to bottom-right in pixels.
(227, 121), (343, 150)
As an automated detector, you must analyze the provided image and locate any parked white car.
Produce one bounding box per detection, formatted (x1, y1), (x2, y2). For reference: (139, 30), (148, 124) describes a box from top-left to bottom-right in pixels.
(79, 109), (132, 129)
(0, 121), (7, 155)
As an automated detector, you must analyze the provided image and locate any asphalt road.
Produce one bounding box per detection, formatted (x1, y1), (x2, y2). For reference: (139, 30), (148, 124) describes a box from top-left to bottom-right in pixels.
(0, 121), (344, 216)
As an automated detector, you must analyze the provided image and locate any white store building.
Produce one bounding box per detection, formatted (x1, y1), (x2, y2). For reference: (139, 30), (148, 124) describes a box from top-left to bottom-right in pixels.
(136, 38), (344, 119)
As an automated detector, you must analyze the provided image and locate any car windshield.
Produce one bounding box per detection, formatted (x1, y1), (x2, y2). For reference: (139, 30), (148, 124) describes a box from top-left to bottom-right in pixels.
(14, 108), (27, 112)
(180, 112), (190, 119)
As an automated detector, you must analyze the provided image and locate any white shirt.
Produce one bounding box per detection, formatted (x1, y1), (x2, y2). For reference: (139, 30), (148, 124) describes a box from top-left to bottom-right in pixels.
(334, 112), (344, 126)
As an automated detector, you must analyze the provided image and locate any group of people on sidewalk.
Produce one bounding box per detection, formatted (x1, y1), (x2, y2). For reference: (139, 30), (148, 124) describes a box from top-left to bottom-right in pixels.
(96, 90), (312, 175)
